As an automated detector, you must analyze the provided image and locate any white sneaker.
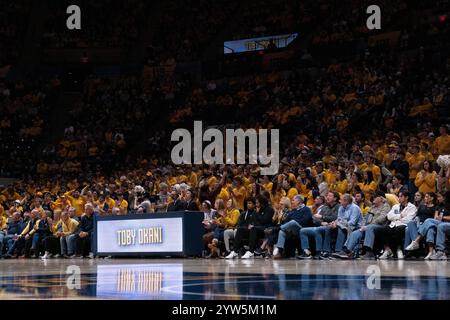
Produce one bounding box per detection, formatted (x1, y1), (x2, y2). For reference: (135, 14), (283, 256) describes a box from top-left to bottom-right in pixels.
(429, 251), (447, 260)
(405, 241), (420, 251)
(41, 252), (53, 260)
(397, 250), (404, 260)
(241, 251), (254, 259)
(379, 248), (393, 260)
(225, 251), (238, 259)
(424, 250), (435, 260)
(272, 247), (279, 257)
(88, 252), (94, 259)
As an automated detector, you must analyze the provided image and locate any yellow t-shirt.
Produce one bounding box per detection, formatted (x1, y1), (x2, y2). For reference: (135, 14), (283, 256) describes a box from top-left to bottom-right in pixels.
(359, 203), (370, 216)
(287, 188), (298, 201)
(232, 186), (247, 211)
(216, 188), (230, 202)
(434, 135), (450, 155)
(65, 192), (86, 217)
(415, 171), (437, 193)
(406, 154), (425, 179)
(323, 170), (337, 185)
(361, 181), (377, 200)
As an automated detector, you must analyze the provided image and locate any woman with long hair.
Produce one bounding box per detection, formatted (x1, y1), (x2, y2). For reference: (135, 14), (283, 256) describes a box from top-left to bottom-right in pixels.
(415, 160), (437, 193)
(387, 174), (405, 196)
(255, 197), (291, 257)
(361, 171), (378, 200)
(404, 192), (437, 259)
(206, 198), (240, 258)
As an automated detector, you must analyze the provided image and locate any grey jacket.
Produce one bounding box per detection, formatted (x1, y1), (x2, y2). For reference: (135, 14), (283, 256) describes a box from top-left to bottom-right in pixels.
(320, 203), (340, 223)
(365, 200), (391, 226)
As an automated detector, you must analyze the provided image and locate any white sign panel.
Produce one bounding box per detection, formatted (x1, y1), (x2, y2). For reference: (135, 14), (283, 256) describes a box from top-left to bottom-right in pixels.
(96, 217), (183, 253)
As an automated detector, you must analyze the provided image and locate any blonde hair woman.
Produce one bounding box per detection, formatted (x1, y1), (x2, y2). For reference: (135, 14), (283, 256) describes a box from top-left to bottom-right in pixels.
(254, 197), (291, 257)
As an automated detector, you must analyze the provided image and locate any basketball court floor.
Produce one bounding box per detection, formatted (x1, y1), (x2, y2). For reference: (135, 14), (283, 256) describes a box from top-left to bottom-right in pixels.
(0, 258), (449, 300)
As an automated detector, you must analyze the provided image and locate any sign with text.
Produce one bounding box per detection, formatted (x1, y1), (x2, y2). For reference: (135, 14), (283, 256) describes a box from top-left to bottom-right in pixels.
(96, 217), (183, 254)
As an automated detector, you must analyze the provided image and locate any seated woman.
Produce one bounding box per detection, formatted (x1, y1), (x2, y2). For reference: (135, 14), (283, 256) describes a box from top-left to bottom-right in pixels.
(254, 196), (291, 257)
(360, 171), (378, 201)
(202, 199), (220, 247)
(205, 199), (240, 258)
(403, 192), (436, 258)
(405, 192), (450, 259)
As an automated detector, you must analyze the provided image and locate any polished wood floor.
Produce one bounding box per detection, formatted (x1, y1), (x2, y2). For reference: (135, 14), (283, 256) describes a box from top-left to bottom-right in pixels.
(0, 258), (449, 300)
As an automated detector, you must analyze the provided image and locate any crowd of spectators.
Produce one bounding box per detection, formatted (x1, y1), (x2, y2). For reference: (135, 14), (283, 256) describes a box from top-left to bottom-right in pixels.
(0, 77), (60, 177)
(1, 2), (450, 260)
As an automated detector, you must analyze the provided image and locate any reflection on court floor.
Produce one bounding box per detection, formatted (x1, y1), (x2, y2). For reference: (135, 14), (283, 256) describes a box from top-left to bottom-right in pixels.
(0, 259), (449, 300)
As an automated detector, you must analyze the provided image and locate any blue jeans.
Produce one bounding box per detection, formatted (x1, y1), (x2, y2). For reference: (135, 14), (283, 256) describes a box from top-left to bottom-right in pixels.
(345, 229), (365, 252)
(276, 220), (301, 249)
(213, 228), (225, 241)
(362, 224), (384, 249)
(404, 220), (419, 249)
(333, 227), (348, 252)
(435, 222), (450, 252)
(7, 238), (17, 255)
(300, 226), (332, 253)
(418, 218), (440, 243)
(60, 234), (77, 255)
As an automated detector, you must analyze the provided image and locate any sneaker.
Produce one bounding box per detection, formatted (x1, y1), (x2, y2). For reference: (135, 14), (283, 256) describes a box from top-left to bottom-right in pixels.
(332, 250), (351, 259)
(41, 252), (53, 260)
(54, 254), (61, 258)
(272, 247), (279, 257)
(87, 252), (94, 259)
(405, 240), (420, 251)
(359, 251), (376, 260)
(429, 251), (447, 260)
(241, 251), (254, 259)
(379, 248), (393, 260)
(296, 250), (313, 260)
(424, 250), (435, 260)
(397, 250), (404, 260)
(319, 252), (331, 260)
(254, 248), (264, 256)
(225, 251), (238, 259)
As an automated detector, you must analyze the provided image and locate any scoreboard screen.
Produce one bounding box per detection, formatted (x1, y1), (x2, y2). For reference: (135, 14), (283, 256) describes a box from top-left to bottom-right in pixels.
(224, 33), (298, 54)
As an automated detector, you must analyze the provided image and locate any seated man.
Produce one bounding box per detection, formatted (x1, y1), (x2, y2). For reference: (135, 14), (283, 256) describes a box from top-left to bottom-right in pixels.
(330, 194), (362, 255)
(11, 209), (40, 258)
(75, 203), (95, 258)
(272, 195), (313, 259)
(378, 191), (417, 260)
(41, 210), (63, 259)
(224, 198), (255, 258)
(225, 195), (274, 259)
(297, 191), (340, 260)
(59, 210), (80, 258)
(0, 212), (23, 257)
(334, 191), (390, 259)
(30, 210), (53, 258)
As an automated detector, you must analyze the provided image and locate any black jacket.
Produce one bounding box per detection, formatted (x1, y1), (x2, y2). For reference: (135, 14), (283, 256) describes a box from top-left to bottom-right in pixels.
(79, 214), (94, 235)
(167, 199), (185, 212)
(183, 200), (199, 211)
(237, 209), (255, 228)
(253, 206), (275, 228)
